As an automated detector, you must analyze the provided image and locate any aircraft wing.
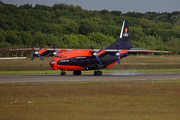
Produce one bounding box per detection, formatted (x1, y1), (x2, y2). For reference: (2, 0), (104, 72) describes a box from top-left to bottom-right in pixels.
(128, 49), (172, 54)
(9, 48), (66, 51)
(9, 48), (172, 54)
(105, 49), (172, 54)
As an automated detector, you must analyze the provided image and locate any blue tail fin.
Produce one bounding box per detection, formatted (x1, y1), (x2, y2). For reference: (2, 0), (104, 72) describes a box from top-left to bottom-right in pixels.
(106, 20), (133, 49)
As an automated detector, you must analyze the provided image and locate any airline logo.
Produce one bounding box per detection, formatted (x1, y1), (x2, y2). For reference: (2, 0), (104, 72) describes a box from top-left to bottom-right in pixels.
(125, 28), (127, 33)
(123, 28), (129, 37)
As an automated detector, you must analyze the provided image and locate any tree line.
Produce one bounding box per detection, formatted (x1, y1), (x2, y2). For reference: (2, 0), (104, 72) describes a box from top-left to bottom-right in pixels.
(0, 1), (180, 54)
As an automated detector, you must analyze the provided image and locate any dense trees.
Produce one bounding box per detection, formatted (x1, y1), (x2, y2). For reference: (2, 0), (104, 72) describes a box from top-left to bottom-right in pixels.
(0, 1), (180, 54)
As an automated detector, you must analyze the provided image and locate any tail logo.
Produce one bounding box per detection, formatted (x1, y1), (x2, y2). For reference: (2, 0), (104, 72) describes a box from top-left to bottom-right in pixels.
(123, 28), (129, 37)
(125, 28), (127, 33)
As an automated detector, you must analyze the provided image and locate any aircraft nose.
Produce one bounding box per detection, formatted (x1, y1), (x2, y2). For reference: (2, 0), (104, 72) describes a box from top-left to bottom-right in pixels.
(50, 59), (58, 70)
(49, 59), (56, 66)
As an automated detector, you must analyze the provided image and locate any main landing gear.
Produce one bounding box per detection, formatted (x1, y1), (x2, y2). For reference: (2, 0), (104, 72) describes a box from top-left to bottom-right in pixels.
(61, 70), (66, 75)
(73, 71), (81, 75)
(94, 71), (102, 76)
(61, 70), (82, 75)
(60, 70), (102, 76)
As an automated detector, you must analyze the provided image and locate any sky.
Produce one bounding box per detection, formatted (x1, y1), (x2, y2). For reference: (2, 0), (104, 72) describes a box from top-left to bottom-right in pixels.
(1, 0), (180, 13)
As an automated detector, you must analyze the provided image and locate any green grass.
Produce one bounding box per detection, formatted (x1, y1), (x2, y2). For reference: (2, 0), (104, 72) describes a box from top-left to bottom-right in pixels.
(0, 81), (180, 120)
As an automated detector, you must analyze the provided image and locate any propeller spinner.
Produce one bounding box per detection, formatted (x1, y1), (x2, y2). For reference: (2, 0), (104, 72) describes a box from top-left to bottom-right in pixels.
(47, 44), (57, 57)
(90, 46), (103, 64)
(116, 44), (121, 64)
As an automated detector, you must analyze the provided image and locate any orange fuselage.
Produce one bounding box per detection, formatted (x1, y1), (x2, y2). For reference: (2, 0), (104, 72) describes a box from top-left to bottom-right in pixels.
(50, 49), (92, 71)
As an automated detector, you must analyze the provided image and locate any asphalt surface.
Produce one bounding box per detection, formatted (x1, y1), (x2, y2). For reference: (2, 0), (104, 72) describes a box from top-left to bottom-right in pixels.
(0, 73), (180, 83)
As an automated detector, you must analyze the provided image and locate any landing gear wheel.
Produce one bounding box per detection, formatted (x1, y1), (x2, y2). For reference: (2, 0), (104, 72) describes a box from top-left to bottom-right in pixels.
(73, 71), (81, 75)
(99, 71), (102, 76)
(94, 71), (102, 76)
(61, 71), (66, 75)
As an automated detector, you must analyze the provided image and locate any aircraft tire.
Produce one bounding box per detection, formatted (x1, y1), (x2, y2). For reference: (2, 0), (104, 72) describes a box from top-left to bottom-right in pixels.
(73, 71), (81, 75)
(94, 71), (102, 76)
(61, 71), (66, 75)
(98, 71), (102, 76)
(94, 71), (97, 76)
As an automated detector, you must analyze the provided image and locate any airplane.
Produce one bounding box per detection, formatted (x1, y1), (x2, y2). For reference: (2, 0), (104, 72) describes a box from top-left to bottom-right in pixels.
(10, 20), (172, 76)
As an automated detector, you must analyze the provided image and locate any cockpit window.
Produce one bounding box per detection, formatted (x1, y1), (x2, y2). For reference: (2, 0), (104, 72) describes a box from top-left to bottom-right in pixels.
(54, 56), (59, 58)
(54, 55), (67, 58)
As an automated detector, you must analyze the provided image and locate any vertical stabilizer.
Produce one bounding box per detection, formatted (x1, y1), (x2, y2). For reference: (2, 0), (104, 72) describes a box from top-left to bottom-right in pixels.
(106, 20), (133, 49)
(120, 20), (130, 41)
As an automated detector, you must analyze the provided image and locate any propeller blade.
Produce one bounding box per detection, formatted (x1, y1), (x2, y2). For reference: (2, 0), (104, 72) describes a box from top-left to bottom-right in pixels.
(30, 45), (35, 52)
(38, 54), (44, 60)
(116, 43), (121, 65)
(118, 56), (120, 64)
(53, 44), (55, 51)
(39, 46), (43, 50)
(31, 55), (36, 61)
(95, 55), (101, 63)
(98, 48), (103, 54)
(89, 46), (103, 64)
(30, 46), (44, 61)
(90, 45), (93, 50)
(47, 44), (55, 57)
(90, 45), (94, 52)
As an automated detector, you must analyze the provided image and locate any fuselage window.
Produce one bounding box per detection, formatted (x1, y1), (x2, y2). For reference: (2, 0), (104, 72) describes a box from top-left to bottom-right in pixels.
(54, 55), (67, 59)
(59, 55), (67, 59)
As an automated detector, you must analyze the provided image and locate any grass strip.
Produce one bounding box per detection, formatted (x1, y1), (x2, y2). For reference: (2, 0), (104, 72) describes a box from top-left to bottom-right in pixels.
(0, 81), (179, 120)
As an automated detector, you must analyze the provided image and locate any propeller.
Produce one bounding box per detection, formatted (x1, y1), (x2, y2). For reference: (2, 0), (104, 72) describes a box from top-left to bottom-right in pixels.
(90, 45), (94, 52)
(47, 44), (57, 57)
(116, 44), (121, 64)
(53, 43), (55, 51)
(94, 52), (102, 63)
(47, 44), (66, 57)
(31, 45), (44, 61)
(90, 45), (102, 64)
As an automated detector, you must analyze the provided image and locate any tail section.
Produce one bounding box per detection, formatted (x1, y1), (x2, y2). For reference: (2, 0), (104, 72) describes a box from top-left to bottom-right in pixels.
(106, 20), (133, 49)
(120, 20), (130, 41)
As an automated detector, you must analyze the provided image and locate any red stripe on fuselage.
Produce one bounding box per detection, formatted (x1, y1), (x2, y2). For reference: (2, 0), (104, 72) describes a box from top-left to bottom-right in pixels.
(106, 61), (118, 68)
(106, 58), (123, 68)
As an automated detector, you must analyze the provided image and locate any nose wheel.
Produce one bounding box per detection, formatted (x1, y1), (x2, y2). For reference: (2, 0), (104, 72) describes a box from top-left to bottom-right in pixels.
(61, 70), (66, 75)
(94, 71), (102, 76)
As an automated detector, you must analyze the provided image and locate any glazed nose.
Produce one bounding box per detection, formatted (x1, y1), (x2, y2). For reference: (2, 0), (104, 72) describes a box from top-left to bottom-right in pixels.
(49, 59), (56, 66)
